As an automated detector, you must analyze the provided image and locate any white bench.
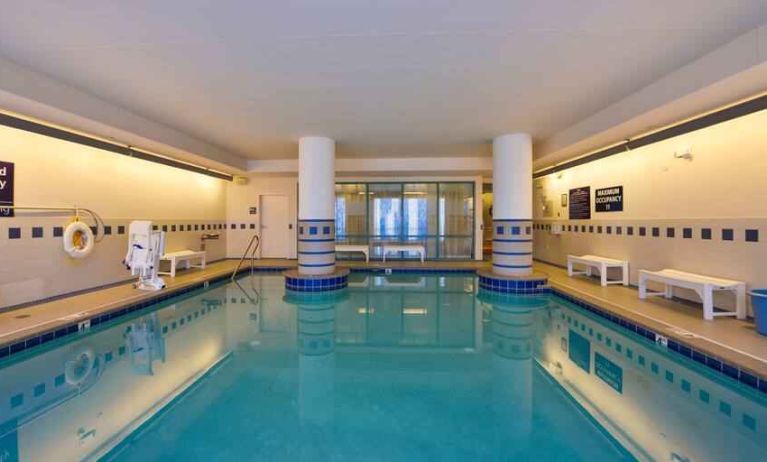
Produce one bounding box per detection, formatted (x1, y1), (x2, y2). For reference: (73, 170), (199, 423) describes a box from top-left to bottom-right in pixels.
(158, 250), (206, 278)
(335, 244), (369, 262)
(567, 255), (628, 286)
(382, 244), (425, 262)
(638, 269), (746, 321)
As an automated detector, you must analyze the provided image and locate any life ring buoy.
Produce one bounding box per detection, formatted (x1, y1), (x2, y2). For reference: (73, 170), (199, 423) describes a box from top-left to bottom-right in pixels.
(64, 347), (96, 386)
(63, 221), (95, 259)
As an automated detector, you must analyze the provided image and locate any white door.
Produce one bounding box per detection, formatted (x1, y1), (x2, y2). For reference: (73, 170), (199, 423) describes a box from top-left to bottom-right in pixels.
(260, 195), (290, 258)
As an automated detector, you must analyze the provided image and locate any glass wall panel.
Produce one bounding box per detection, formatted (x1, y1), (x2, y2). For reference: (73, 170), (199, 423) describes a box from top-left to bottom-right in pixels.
(335, 183), (368, 247)
(368, 183), (402, 240)
(438, 183), (474, 259)
(403, 183), (438, 237)
(336, 181), (474, 260)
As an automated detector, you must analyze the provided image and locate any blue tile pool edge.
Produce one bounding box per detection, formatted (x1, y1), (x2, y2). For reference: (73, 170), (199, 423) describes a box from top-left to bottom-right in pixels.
(1, 266), (764, 396)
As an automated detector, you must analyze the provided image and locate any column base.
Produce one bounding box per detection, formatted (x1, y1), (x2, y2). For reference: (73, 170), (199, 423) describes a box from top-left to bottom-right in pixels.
(284, 268), (350, 292)
(478, 269), (548, 295)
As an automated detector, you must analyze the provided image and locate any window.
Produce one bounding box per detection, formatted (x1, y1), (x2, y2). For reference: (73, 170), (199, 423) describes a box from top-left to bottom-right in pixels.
(335, 182), (474, 259)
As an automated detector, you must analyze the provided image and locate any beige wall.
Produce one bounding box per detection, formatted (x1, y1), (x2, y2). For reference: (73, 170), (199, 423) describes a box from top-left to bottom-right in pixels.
(0, 125), (228, 309)
(226, 175), (298, 259)
(532, 108), (767, 313)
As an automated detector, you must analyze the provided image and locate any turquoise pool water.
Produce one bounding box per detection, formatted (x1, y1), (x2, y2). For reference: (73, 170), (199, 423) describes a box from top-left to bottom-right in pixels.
(0, 273), (764, 461)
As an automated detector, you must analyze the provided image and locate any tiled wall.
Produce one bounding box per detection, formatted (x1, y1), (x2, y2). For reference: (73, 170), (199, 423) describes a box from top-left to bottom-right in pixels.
(533, 218), (767, 313)
(0, 217), (228, 309)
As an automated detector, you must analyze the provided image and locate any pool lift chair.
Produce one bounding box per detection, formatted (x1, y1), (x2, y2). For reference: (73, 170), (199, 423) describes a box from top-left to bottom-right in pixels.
(124, 220), (167, 291)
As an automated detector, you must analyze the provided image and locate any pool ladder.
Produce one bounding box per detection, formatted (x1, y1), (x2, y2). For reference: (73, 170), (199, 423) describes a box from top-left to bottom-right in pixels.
(231, 234), (261, 281)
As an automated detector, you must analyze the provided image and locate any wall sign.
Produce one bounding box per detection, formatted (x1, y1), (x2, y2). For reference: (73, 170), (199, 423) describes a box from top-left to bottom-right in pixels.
(249, 207), (258, 215)
(595, 186), (623, 212)
(568, 186), (591, 220)
(0, 161), (14, 217)
(595, 352), (623, 393)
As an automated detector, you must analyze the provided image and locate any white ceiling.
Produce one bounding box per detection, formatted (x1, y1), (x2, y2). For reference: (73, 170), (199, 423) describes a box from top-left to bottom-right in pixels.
(1, 1), (765, 161)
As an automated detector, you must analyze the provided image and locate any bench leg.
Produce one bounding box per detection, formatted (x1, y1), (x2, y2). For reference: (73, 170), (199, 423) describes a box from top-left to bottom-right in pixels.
(382, 251), (386, 263)
(735, 285), (746, 320)
(567, 260), (574, 277)
(600, 264), (607, 287)
(664, 284), (673, 299)
(622, 263), (629, 286)
(201, 256), (206, 269)
(639, 276), (647, 299)
(703, 287), (714, 321)
(420, 251), (424, 263)
(170, 259), (176, 278)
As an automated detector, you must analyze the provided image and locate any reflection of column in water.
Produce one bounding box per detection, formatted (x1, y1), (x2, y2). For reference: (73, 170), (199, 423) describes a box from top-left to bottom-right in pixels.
(480, 290), (549, 456)
(297, 301), (336, 426)
(284, 290), (347, 428)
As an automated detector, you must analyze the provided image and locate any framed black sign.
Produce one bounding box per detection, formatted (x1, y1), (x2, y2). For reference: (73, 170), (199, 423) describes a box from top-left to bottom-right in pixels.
(595, 186), (623, 212)
(0, 161), (13, 218)
(568, 186), (591, 220)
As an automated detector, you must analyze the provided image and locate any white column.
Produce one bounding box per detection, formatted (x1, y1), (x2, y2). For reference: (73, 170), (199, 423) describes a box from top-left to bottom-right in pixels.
(297, 136), (336, 275)
(492, 133), (533, 276)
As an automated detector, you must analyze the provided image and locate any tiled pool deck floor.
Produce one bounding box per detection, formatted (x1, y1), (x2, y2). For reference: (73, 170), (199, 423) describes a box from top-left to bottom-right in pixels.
(1, 258), (766, 379)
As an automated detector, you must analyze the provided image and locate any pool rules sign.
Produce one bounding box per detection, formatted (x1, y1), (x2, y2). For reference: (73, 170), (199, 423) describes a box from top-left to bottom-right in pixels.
(595, 186), (623, 212)
(0, 161), (13, 217)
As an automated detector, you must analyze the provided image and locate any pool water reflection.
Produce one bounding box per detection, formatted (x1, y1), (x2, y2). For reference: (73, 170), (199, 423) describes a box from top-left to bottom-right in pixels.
(0, 273), (763, 461)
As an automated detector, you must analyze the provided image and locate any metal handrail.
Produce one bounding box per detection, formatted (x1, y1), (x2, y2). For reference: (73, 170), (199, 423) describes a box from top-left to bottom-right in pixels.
(231, 234), (260, 281)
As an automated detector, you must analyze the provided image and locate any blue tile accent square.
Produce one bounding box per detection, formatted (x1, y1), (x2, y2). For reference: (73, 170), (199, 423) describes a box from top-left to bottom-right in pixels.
(701, 228), (711, 240)
(745, 229), (758, 242)
(616, 226), (622, 235)
(310, 226), (318, 235)
(240, 223), (246, 229)
(250, 223), (256, 229)
(323, 226), (331, 234)
(597, 226), (602, 233)
(512, 226), (520, 235)
(589, 225), (594, 233)
(638, 355), (645, 366)
(8, 227), (21, 239)
(10, 393), (23, 408)
(496, 226), (504, 235)
(230, 224), (236, 229)
(32, 227), (43, 238)
(652, 227), (660, 237)
(606, 226), (612, 234)
(742, 414), (756, 431)
(33, 383), (46, 397)
(53, 226), (63, 237)
(722, 228), (734, 241)
(55, 374), (65, 387)
(681, 379), (690, 392)
(719, 401), (731, 416)
(682, 227), (692, 239)
(665, 370), (674, 383)
(118, 225), (126, 234)
(639, 226), (646, 236)
(162, 225), (168, 232)
(666, 227), (675, 238)
(651, 362), (659, 374)
(627, 226), (633, 235)
(104, 225), (112, 235)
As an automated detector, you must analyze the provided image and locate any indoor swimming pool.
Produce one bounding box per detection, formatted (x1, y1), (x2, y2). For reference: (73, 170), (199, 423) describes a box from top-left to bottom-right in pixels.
(0, 272), (764, 461)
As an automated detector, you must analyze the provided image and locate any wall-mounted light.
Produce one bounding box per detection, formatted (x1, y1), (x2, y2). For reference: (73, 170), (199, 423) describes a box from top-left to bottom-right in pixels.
(674, 146), (693, 161)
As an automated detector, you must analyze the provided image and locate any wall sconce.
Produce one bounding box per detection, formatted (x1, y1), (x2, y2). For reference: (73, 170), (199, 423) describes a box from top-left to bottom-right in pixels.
(674, 146), (693, 161)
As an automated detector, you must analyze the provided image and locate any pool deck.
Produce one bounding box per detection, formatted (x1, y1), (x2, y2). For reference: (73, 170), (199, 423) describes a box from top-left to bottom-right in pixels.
(1, 258), (766, 379)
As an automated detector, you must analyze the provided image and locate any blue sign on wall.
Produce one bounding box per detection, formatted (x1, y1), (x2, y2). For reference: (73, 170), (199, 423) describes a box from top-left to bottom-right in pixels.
(595, 352), (623, 393)
(568, 329), (591, 373)
(0, 161), (14, 217)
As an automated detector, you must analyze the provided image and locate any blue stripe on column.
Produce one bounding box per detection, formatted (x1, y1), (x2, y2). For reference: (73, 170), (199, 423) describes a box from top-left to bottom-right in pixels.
(493, 251), (532, 256)
(298, 238), (336, 242)
(493, 218), (533, 222)
(299, 219), (336, 222)
(298, 250), (336, 255)
(492, 263), (533, 269)
(298, 262), (336, 267)
(493, 239), (532, 243)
